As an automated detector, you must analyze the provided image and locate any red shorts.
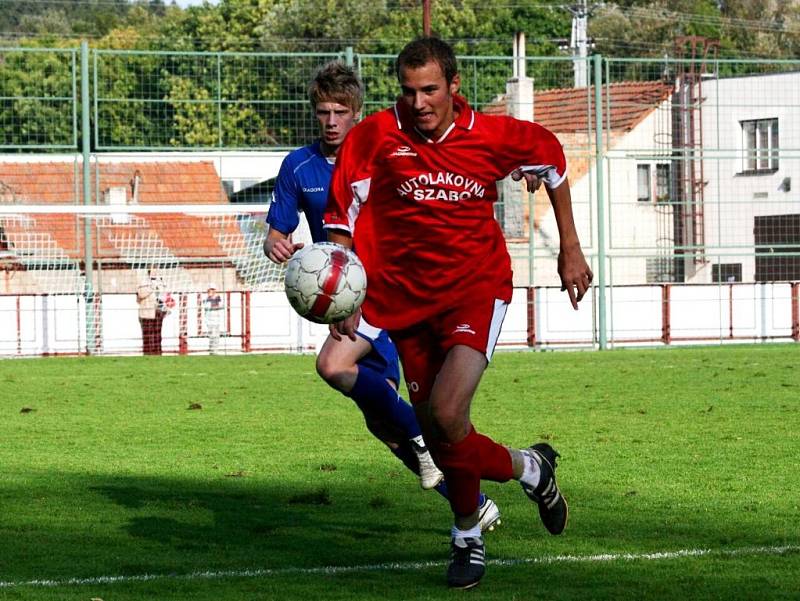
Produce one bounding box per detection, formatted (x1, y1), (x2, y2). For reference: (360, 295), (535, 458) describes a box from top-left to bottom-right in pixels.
(390, 296), (508, 405)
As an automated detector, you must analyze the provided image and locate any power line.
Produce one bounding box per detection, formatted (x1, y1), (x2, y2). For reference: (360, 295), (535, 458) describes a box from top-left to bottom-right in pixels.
(612, 5), (800, 35)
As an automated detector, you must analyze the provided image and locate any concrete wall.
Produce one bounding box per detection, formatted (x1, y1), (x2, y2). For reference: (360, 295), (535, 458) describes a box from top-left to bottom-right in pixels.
(1, 283), (796, 357)
(696, 72), (800, 284)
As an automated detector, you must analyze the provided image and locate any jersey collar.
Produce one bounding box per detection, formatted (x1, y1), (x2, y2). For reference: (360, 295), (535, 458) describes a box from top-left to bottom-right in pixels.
(393, 94), (475, 143)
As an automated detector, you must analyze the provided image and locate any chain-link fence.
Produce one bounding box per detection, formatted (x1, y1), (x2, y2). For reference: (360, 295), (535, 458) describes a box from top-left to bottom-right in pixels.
(1, 45), (799, 354)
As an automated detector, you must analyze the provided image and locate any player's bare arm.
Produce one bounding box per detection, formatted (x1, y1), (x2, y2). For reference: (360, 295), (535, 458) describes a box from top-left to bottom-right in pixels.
(263, 227), (304, 264)
(325, 229), (360, 341)
(547, 178), (593, 309)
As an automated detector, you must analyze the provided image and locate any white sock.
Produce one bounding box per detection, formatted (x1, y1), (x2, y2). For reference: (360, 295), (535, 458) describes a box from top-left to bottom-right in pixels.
(451, 524), (482, 540)
(410, 434), (428, 454)
(519, 451), (541, 489)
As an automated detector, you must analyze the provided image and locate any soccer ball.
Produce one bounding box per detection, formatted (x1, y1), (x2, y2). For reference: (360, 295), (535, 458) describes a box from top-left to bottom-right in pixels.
(284, 242), (367, 324)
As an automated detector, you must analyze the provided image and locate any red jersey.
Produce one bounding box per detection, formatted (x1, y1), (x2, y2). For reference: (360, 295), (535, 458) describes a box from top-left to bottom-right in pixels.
(324, 94), (566, 331)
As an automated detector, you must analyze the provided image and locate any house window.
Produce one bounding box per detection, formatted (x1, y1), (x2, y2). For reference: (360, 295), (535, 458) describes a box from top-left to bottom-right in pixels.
(712, 263), (742, 283)
(741, 118), (779, 173)
(637, 164), (651, 202)
(656, 163), (670, 202)
(754, 213), (800, 281)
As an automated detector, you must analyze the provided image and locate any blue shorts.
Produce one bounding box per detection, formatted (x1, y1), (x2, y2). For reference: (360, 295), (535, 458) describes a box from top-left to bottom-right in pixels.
(355, 318), (401, 386)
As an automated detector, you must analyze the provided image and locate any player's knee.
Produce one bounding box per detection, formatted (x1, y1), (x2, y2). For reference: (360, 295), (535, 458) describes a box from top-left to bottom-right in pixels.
(315, 353), (339, 384)
(430, 403), (470, 443)
(315, 354), (354, 391)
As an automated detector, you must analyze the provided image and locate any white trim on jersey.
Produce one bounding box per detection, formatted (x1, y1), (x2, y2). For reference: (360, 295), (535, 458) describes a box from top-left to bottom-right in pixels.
(413, 127), (432, 142)
(467, 109), (475, 130)
(322, 174), (367, 234)
(393, 105), (402, 129)
(325, 176), (370, 233)
(413, 120), (456, 144)
(436, 121), (457, 143)
(322, 222), (352, 234)
(292, 155), (315, 174)
(485, 299), (509, 362)
(351, 177), (371, 202)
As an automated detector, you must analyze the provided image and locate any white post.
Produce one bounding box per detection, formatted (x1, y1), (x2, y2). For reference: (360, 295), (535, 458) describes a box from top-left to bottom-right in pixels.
(571, 0), (589, 88)
(502, 32), (535, 241)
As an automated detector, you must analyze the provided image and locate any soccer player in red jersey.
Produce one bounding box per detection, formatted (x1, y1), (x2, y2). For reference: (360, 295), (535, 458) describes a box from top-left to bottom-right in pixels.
(324, 38), (592, 589)
(266, 61), (504, 533)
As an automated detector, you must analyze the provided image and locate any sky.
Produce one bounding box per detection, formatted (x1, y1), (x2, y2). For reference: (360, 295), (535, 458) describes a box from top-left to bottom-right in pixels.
(173, 0), (220, 8)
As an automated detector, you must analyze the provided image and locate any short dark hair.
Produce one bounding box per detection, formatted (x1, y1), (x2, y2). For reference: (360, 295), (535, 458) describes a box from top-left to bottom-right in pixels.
(396, 37), (458, 84)
(308, 61), (364, 113)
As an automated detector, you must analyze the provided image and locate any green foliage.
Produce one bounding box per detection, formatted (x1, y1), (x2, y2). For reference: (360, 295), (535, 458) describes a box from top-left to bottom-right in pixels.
(3, 0), (800, 150)
(0, 0), (150, 41)
(166, 73), (218, 146)
(0, 48), (76, 148)
(591, 0), (800, 60)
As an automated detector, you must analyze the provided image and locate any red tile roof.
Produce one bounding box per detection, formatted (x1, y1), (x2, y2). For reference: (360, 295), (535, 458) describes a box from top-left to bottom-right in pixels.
(483, 81), (672, 134)
(0, 161), (227, 205)
(0, 161), (240, 260)
(483, 81), (671, 240)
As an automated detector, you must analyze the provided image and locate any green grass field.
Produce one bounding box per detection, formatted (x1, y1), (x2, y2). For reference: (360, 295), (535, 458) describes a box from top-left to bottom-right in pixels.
(1, 345), (798, 600)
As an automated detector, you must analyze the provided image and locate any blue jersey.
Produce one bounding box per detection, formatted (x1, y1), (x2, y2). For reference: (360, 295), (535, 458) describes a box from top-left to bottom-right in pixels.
(266, 141), (332, 242)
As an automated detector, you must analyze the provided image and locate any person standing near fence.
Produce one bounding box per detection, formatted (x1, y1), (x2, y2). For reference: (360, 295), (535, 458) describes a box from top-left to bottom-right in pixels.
(136, 269), (167, 355)
(203, 283), (224, 355)
(324, 37), (592, 589)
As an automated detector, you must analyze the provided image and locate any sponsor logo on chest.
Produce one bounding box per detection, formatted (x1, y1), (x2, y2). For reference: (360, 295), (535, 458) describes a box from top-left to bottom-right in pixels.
(396, 171), (486, 203)
(389, 145), (418, 157)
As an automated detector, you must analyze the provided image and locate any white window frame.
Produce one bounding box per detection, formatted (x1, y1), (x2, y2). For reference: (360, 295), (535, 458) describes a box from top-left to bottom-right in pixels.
(655, 163), (670, 202)
(741, 118), (779, 173)
(637, 164), (651, 202)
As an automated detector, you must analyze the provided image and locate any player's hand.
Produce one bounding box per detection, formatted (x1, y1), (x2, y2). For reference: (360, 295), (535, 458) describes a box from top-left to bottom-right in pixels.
(511, 168), (543, 193)
(329, 308), (361, 342)
(558, 242), (593, 310)
(265, 238), (304, 264)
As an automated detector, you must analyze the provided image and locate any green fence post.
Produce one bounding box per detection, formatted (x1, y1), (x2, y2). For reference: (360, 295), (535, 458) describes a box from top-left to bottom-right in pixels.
(594, 53), (607, 349)
(81, 40), (95, 354)
(217, 52), (223, 147)
(345, 46), (354, 67)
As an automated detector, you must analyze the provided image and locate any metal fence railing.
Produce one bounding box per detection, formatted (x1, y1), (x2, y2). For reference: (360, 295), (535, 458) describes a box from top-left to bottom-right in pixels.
(0, 47), (78, 150)
(93, 50), (344, 150)
(1, 45), (799, 353)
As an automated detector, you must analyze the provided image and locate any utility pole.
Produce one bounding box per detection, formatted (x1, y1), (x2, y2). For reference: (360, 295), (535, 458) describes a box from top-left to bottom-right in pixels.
(423, 0), (431, 36)
(569, 0), (589, 87)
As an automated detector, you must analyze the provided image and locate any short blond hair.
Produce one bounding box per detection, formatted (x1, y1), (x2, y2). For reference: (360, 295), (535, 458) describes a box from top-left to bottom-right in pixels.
(308, 61), (364, 113)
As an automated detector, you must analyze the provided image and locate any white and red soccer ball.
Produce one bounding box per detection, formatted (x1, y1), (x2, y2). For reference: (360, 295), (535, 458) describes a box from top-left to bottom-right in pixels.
(283, 242), (367, 324)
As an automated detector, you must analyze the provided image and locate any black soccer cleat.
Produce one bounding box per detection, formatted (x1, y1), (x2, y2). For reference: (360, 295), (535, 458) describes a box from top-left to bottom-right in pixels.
(520, 443), (568, 535)
(446, 536), (486, 589)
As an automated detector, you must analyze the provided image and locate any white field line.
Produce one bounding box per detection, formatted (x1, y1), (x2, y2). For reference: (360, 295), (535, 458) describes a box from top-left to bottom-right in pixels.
(0, 544), (797, 589)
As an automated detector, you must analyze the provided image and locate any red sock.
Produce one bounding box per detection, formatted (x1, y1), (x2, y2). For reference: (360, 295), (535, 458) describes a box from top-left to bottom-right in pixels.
(433, 427), (514, 517)
(471, 429), (514, 482)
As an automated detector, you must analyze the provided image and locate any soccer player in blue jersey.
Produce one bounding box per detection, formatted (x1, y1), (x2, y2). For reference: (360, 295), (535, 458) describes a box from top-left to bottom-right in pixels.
(264, 61), (501, 529)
